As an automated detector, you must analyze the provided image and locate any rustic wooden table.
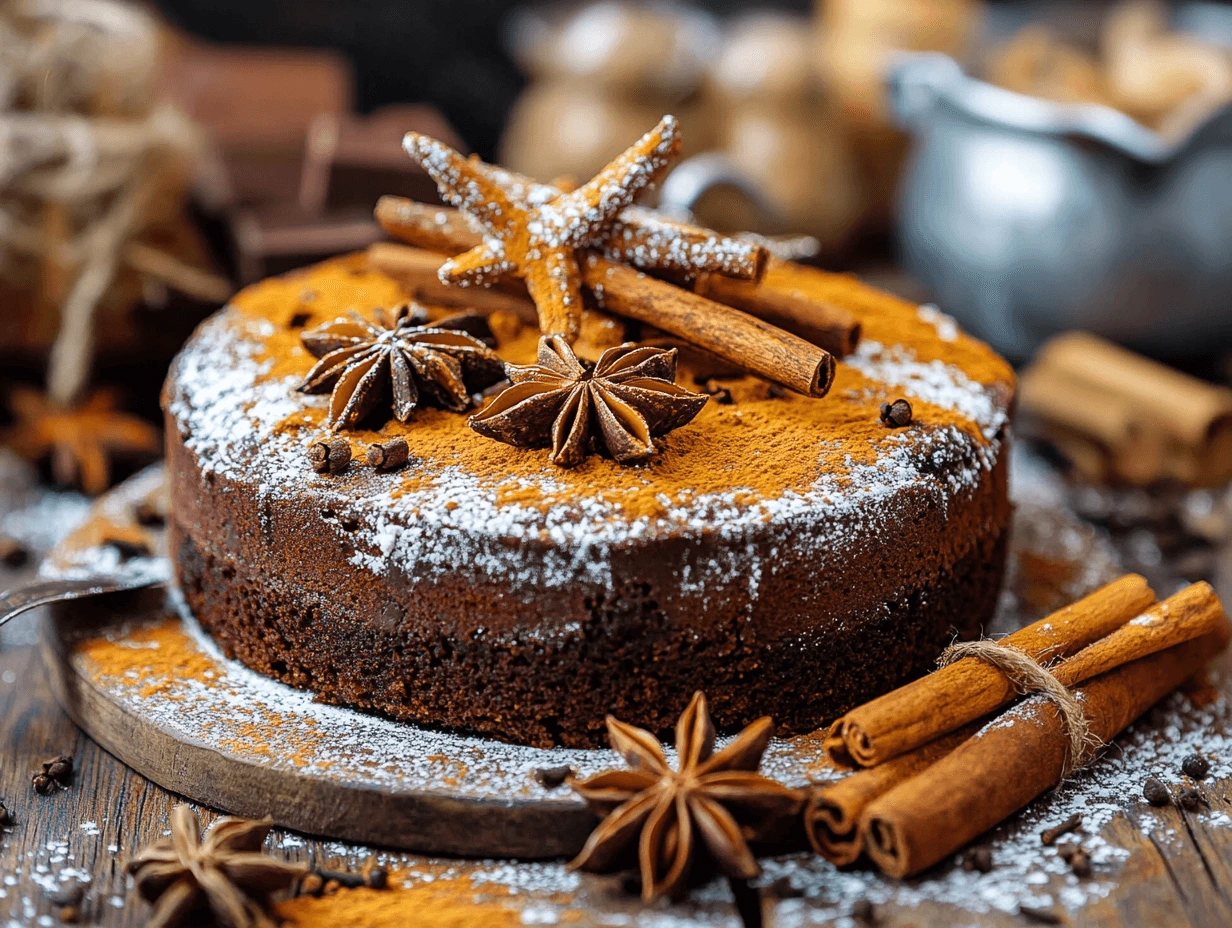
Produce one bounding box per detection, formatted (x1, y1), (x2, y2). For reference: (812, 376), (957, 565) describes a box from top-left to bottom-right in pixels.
(3, 456), (1232, 928)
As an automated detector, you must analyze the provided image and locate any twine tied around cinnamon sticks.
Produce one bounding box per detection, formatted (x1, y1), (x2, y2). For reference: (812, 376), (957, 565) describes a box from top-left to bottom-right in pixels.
(936, 639), (1100, 776)
(808, 576), (1231, 878)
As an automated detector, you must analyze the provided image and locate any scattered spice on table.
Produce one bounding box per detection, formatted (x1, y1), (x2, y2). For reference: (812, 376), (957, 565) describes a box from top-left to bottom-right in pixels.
(32, 755), (73, 794)
(1059, 843), (1092, 877)
(127, 805), (304, 928)
(275, 868), (525, 928)
(1143, 777), (1171, 806)
(962, 846), (993, 873)
(1177, 786), (1206, 811)
(1039, 812), (1082, 845)
(1182, 753), (1211, 778)
(532, 765), (573, 789)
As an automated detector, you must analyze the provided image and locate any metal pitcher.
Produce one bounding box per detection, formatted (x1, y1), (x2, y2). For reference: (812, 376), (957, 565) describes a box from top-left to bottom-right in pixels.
(890, 51), (1232, 361)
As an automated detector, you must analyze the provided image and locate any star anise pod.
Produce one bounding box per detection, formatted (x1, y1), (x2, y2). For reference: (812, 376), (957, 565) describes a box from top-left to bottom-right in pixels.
(298, 303), (505, 429)
(3, 387), (160, 495)
(468, 336), (708, 468)
(126, 805), (304, 928)
(568, 692), (805, 902)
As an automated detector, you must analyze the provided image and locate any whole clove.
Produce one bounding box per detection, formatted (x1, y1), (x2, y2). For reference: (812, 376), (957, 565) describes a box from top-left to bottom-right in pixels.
(961, 846), (993, 873)
(366, 438), (410, 471)
(533, 765), (574, 790)
(309, 437), (352, 475)
(32, 755), (73, 794)
(1177, 786), (1206, 811)
(1143, 777), (1171, 806)
(1182, 753), (1211, 779)
(46, 756), (73, 782)
(1057, 842), (1092, 877)
(1040, 812), (1082, 845)
(1068, 848), (1092, 877)
(879, 398), (913, 428)
(298, 865), (389, 897)
(32, 754), (72, 788)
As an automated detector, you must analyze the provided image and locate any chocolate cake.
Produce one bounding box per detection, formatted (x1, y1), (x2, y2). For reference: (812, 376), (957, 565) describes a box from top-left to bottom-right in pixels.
(163, 253), (1014, 748)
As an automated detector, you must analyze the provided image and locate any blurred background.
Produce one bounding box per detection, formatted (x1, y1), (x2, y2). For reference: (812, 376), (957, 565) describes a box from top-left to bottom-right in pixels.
(2, 0), (1232, 608)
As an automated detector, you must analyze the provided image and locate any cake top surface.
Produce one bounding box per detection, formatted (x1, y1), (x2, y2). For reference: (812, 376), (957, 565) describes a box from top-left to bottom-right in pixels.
(166, 254), (1014, 587)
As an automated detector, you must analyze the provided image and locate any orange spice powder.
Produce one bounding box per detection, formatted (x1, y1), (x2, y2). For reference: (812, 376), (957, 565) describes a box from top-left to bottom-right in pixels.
(78, 620), (220, 697)
(77, 619), (328, 768)
(274, 868), (569, 928)
(231, 254), (1014, 522)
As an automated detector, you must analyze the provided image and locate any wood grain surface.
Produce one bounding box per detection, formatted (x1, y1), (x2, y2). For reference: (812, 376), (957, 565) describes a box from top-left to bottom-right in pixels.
(4, 630), (1232, 927)
(4, 455), (1232, 926)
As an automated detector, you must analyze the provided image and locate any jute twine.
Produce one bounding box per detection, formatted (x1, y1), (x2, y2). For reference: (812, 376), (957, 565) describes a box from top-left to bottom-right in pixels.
(0, 0), (218, 407)
(938, 640), (1101, 776)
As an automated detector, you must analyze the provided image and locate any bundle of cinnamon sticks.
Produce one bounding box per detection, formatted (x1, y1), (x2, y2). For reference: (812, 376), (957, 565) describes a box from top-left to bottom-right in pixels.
(369, 196), (861, 398)
(806, 574), (1230, 877)
(1020, 332), (1232, 488)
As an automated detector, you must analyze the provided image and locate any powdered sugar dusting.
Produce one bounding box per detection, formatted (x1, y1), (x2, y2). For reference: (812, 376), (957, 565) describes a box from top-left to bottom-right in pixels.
(60, 587), (1232, 924)
(166, 309), (1010, 595)
(847, 339), (1008, 441)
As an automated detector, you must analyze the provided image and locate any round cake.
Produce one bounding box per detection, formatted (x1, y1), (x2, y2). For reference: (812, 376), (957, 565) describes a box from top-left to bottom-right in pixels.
(163, 254), (1014, 748)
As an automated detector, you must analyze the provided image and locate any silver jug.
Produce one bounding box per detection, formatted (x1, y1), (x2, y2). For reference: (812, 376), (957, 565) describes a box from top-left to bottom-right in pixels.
(890, 51), (1232, 361)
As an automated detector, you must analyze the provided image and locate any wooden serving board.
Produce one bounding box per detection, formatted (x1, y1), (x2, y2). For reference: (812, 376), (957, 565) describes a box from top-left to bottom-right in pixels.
(30, 463), (1232, 928)
(34, 467), (831, 858)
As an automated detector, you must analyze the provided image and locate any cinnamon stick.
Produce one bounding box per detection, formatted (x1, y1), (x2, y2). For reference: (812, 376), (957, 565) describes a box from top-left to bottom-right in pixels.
(580, 255), (834, 397)
(1051, 581), (1226, 687)
(805, 722), (979, 865)
(373, 198), (835, 397)
(375, 195), (482, 253)
(861, 624), (1230, 878)
(366, 242), (538, 322)
(1021, 332), (1232, 487)
(376, 195), (850, 360)
(693, 272), (862, 358)
(825, 574), (1156, 768)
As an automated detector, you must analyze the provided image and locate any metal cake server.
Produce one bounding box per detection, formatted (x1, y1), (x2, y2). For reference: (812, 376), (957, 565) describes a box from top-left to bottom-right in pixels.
(0, 573), (163, 628)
